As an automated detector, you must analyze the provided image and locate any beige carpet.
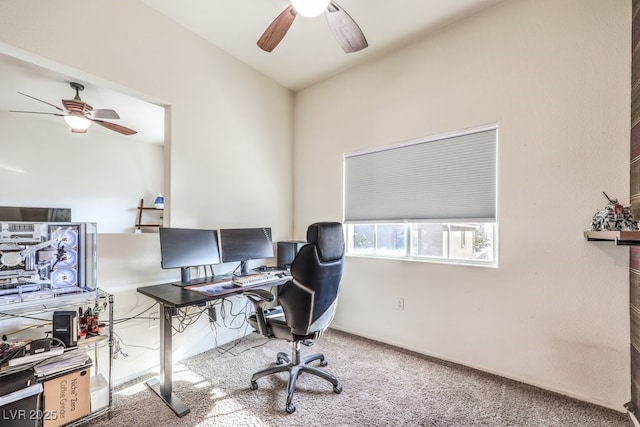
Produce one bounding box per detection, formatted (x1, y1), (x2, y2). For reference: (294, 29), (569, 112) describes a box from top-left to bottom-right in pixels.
(90, 330), (631, 426)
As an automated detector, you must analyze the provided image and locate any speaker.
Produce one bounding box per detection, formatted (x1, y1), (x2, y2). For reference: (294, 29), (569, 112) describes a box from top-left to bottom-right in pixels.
(52, 311), (78, 348)
(277, 240), (307, 269)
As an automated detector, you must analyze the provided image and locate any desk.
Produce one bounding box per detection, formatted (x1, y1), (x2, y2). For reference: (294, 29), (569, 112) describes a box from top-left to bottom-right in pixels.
(136, 276), (288, 417)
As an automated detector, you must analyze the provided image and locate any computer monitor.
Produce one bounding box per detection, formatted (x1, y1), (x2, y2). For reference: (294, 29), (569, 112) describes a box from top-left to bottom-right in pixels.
(219, 227), (274, 275)
(159, 227), (221, 282)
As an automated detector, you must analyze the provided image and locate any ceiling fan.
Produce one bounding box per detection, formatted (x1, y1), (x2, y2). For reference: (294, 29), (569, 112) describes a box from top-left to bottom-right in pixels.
(258, 0), (368, 53)
(10, 82), (137, 135)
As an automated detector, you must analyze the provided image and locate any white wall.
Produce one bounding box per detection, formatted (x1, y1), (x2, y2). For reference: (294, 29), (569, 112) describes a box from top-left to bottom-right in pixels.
(0, 0), (294, 384)
(293, 0), (631, 411)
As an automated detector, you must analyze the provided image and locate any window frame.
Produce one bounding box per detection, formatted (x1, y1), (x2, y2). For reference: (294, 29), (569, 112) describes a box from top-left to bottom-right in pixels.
(343, 125), (498, 268)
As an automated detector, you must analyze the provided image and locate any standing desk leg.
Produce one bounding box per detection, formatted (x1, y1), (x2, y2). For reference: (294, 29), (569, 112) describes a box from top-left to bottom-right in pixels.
(145, 303), (190, 417)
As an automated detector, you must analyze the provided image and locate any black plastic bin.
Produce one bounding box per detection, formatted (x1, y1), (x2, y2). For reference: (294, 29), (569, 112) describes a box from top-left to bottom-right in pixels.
(0, 383), (43, 427)
(0, 368), (42, 427)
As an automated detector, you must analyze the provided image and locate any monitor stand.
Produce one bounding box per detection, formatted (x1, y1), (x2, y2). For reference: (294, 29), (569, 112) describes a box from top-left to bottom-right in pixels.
(240, 260), (250, 275)
(173, 266), (216, 287)
(180, 267), (191, 282)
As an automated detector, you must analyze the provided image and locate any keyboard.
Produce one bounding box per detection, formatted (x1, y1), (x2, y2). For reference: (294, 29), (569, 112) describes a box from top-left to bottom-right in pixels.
(232, 272), (282, 287)
(253, 266), (287, 273)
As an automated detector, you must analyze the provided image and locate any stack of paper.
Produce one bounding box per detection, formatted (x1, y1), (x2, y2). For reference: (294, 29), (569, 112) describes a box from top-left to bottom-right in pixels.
(33, 350), (90, 377)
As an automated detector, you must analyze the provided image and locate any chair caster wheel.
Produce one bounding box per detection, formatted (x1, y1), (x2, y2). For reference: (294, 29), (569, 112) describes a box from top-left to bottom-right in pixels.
(333, 384), (343, 394)
(250, 381), (258, 390)
(286, 403), (296, 414)
(319, 359), (328, 367)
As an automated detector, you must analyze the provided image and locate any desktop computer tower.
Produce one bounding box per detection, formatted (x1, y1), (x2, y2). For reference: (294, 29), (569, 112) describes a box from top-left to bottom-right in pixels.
(277, 241), (307, 269)
(52, 311), (78, 348)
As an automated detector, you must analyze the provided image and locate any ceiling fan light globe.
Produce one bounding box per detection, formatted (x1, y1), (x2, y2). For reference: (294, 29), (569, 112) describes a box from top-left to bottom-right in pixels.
(290, 0), (330, 18)
(63, 114), (92, 131)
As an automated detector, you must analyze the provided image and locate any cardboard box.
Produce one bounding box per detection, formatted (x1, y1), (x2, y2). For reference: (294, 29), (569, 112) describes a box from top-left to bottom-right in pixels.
(42, 368), (90, 427)
(90, 374), (108, 411)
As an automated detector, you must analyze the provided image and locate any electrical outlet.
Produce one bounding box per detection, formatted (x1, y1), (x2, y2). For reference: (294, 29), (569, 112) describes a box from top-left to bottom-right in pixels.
(396, 298), (405, 311)
(149, 310), (159, 328)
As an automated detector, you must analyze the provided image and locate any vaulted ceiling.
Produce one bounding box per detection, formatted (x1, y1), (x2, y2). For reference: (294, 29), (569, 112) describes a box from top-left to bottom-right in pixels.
(0, 0), (505, 143)
(141, 0), (505, 91)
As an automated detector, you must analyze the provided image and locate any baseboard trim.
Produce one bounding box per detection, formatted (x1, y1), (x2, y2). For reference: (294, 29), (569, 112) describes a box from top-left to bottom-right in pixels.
(628, 407), (640, 427)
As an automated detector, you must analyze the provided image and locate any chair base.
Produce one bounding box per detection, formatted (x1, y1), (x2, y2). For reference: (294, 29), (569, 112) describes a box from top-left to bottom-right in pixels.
(250, 341), (342, 414)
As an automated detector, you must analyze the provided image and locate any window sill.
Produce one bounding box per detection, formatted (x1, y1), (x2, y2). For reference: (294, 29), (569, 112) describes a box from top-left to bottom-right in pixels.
(345, 253), (497, 268)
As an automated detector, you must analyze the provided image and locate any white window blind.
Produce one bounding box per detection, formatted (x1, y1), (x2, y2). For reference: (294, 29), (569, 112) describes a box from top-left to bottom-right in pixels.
(344, 127), (497, 222)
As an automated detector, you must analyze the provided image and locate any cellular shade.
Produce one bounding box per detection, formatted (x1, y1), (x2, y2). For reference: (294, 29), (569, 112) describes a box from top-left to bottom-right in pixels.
(344, 127), (496, 222)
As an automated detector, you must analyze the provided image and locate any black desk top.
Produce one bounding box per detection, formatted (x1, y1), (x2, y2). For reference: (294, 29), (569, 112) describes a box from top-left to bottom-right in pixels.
(137, 283), (213, 307)
(137, 277), (289, 307)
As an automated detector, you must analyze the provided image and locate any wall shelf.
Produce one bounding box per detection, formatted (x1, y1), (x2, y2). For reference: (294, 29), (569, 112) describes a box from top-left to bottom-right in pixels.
(135, 198), (163, 232)
(584, 230), (640, 245)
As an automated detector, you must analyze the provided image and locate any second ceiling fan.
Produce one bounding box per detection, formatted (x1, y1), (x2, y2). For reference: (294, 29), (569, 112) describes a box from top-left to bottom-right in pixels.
(258, 0), (368, 53)
(10, 82), (137, 136)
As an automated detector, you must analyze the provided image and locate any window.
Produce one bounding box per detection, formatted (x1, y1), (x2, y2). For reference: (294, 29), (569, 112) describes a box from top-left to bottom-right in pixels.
(346, 222), (495, 265)
(344, 125), (497, 266)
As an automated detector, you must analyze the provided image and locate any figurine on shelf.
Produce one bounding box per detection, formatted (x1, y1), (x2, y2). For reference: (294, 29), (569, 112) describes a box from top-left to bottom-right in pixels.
(589, 192), (639, 232)
(154, 193), (164, 209)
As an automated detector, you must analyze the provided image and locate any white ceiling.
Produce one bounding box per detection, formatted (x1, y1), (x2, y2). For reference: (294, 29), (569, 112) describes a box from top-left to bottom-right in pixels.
(141, 0), (505, 91)
(0, 0), (504, 144)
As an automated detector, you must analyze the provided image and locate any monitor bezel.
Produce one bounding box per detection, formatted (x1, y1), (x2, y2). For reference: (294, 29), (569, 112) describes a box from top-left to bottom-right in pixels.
(159, 227), (221, 271)
(219, 227), (274, 271)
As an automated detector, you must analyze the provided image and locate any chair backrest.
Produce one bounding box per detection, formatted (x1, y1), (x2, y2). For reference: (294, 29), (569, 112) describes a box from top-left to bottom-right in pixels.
(279, 222), (345, 337)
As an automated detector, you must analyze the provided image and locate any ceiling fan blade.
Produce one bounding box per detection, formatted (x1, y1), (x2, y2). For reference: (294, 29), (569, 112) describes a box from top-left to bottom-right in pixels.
(17, 92), (64, 112)
(91, 119), (137, 136)
(325, 1), (368, 53)
(257, 6), (297, 52)
(91, 109), (120, 120)
(62, 99), (92, 115)
(9, 110), (65, 117)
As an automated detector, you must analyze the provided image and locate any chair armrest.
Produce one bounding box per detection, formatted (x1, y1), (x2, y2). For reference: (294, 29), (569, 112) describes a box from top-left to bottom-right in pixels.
(243, 288), (276, 337)
(242, 288), (275, 303)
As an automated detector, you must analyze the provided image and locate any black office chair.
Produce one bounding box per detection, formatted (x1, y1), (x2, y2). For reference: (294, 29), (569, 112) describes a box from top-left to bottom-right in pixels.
(245, 222), (345, 414)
